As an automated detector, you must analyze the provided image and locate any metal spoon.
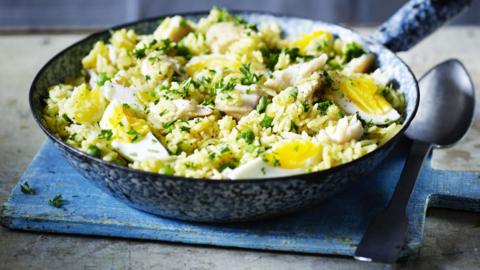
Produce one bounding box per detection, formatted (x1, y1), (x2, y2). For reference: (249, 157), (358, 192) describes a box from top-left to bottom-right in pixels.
(354, 59), (475, 264)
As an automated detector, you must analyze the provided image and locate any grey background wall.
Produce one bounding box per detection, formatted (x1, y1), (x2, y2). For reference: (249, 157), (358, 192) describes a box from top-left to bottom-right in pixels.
(1, 0), (479, 30)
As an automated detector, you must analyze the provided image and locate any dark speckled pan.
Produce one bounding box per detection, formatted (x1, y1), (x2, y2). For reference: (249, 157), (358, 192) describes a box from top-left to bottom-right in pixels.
(30, 0), (471, 222)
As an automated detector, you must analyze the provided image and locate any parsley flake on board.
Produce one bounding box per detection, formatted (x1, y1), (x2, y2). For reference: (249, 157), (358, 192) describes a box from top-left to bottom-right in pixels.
(20, 182), (35, 195)
(49, 194), (64, 208)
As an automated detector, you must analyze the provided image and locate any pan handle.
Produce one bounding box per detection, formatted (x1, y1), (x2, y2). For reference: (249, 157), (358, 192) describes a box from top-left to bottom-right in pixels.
(371, 0), (472, 52)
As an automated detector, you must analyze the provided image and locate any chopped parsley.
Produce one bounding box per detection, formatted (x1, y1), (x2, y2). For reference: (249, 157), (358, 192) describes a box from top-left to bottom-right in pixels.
(214, 78), (236, 93)
(87, 145), (101, 157)
(133, 47), (147, 58)
(317, 100), (333, 115)
(260, 115), (274, 128)
(180, 126), (191, 132)
(290, 87), (299, 100)
(260, 47), (280, 70)
(283, 47), (300, 62)
(157, 39), (172, 53)
(219, 161), (238, 172)
(174, 44), (192, 59)
(179, 18), (188, 27)
(96, 72), (109, 86)
(20, 182), (35, 195)
(159, 165), (175, 176)
(239, 129), (255, 144)
(326, 60), (343, 70)
(98, 129), (113, 140)
(343, 42), (365, 63)
(271, 156), (281, 167)
(261, 167), (267, 175)
(127, 127), (142, 143)
(256, 96), (268, 113)
(239, 64), (262, 85)
(233, 15), (258, 31)
(62, 113), (72, 124)
(68, 133), (78, 141)
(220, 145), (230, 154)
(303, 103), (311, 112)
(337, 111), (345, 119)
(163, 119), (178, 129)
(49, 194), (64, 208)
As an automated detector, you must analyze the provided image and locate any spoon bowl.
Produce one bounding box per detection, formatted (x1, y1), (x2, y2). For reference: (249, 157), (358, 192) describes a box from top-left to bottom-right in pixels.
(406, 59), (475, 146)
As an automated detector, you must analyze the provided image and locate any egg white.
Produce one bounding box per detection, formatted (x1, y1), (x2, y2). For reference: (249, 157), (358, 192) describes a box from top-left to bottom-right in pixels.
(102, 81), (141, 109)
(112, 132), (169, 162)
(226, 157), (306, 179)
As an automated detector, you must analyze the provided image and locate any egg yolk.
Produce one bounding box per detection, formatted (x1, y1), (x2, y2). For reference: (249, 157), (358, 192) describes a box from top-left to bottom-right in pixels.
(339, 76), (393, 115)
(264, 140), (322, 169)
(185, 55), (240, 76)
(292, 30), (333, 53)
(103, 103), (150, 142)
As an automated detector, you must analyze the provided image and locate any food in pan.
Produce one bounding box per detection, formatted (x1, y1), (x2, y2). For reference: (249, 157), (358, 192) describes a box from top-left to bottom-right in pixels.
(43, 8), (405, 179)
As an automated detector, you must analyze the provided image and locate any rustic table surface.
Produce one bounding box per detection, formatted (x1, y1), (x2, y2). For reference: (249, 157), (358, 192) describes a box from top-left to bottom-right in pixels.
(0, 27), (479, 270)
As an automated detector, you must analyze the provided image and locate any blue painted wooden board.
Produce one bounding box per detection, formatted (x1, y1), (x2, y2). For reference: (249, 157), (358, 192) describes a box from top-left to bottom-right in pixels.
(2, 138), (480, 257)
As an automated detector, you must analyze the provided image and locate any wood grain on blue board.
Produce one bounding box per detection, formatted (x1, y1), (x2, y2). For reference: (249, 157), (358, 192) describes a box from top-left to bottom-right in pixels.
(1, 139), (479, 257)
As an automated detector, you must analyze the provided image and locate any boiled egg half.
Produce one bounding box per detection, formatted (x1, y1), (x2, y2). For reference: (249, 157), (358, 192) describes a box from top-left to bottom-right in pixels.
(227, 140), (322, 179)
(332, 74), (400, 124)
(100, 101), (169, 162)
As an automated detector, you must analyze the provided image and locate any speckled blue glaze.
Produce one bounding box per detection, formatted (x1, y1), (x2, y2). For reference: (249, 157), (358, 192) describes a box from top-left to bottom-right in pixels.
(373, 0), (472, 52)
(30, 12), (424, 222)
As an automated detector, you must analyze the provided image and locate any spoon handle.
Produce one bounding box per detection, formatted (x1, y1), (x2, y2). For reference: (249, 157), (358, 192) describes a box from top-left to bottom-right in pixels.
(354, 140), (432, 263)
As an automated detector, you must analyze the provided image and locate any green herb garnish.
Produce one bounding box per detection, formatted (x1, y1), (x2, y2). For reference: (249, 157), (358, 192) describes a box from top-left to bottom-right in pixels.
(180, 126), (191, 132)
(49, 194), (64, 208)
(133, 47), (146, 58)
(260, 115), (274, 128)
(174, 44), (192, 59)
(98, 129), (113, 140)
(343, 42), (364, 63)
(317, 100), (333, 115)
(283, 47), (300, 62)
(127, 127), (142, 143)
(239, 64), (262, 85)
(163, 119), (178, 129)
(219, 161), (238, 172)
(159, 165), (175, 176)
(86, 145), (101, 158)
(290, 87), (298, 100)
(272, 156), (281, 167)
(256, 96), (268, 113)
(260, 47), (280, 70)
(239, 129), (255, 144)
(96, 72), (109, 86)
(62, 113), (72, 124)
(20, 182), (35, 195)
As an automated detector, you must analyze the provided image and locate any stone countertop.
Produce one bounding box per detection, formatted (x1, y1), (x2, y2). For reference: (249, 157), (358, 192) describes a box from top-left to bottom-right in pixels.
(0, 27), (479, 270)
